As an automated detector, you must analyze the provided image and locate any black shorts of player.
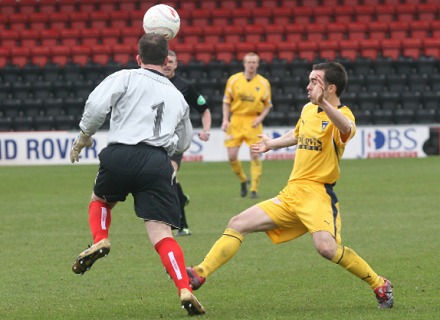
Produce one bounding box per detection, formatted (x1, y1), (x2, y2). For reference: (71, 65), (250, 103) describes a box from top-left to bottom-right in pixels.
(94, 143), (180, 228)
(169, 152), (183, 168)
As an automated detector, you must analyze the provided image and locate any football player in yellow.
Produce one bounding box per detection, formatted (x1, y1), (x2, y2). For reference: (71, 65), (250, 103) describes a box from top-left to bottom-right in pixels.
(221, 52), (272, 198)
(187, 62), (394, 309)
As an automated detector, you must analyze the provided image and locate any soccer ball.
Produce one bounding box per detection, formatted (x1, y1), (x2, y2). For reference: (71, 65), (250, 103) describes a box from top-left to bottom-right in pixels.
(143, 4), (180, 40)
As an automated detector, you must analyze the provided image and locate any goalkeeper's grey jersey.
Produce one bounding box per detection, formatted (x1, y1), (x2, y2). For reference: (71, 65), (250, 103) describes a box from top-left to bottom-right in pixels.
(79, 68), (192, 156)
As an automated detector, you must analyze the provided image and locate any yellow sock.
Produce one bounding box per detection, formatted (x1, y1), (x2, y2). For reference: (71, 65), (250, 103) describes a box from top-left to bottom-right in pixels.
(230, 160), (247, 182)
(250, 159), (262, 192)
(195, 228), (244, 278)
(332, 245), (384, 289)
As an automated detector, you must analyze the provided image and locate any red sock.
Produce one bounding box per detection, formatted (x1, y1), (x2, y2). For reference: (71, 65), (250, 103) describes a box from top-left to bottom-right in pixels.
(88, 200), (111, 243)
(155, 237), (191, 294)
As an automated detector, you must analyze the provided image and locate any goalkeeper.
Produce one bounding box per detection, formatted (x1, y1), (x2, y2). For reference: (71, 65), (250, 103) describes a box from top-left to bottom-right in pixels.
(69, 33), (204, 316)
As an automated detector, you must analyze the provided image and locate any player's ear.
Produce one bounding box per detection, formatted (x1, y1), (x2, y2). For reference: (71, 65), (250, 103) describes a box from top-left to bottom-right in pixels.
(136, 55), (142, 67)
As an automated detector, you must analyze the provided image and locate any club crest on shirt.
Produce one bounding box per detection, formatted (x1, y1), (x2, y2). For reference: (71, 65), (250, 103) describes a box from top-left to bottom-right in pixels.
(322, 121), (329, 131)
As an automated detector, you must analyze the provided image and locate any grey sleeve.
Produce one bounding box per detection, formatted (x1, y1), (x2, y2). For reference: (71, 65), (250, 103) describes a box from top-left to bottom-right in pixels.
(174, 107), (193, 154)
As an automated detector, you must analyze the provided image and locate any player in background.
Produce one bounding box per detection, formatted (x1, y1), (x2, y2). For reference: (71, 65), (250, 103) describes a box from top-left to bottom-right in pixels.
(221, 52), (272, 198)
(164, 50), (212, 237)
(69, 33), (205, 316)
(186, 62), (394, 310)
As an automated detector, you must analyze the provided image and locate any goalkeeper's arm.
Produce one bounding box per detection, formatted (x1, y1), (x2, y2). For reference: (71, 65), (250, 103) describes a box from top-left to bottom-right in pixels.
(69, 131), (93, 163)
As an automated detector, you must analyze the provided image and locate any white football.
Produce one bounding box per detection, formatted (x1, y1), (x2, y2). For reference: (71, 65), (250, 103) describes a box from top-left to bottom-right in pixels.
(143, 4), (180, 40)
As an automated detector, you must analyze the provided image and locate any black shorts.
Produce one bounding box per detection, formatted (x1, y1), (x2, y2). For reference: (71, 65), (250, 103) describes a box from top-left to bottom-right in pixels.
(169, 152), (183, 168)
(94, 143), (180, 228)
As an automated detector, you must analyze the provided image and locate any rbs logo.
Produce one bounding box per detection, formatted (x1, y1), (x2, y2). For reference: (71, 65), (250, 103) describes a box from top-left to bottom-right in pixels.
(361, 128), (420, 158)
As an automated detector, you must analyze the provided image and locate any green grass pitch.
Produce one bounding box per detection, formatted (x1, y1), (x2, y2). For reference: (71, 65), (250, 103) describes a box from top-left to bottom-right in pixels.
(0, 157), (438, 319)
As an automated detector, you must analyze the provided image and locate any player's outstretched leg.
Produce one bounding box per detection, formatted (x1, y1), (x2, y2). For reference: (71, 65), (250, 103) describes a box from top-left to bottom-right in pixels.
(72, 238), (111, 275)
(374, 277), (394, 308)
(180, 288), (206, 316)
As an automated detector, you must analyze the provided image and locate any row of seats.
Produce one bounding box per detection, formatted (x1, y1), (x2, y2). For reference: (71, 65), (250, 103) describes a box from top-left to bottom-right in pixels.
(0, 4), (440, 31)
(2, 19), (439, 47)
(1, 36), (439, 68)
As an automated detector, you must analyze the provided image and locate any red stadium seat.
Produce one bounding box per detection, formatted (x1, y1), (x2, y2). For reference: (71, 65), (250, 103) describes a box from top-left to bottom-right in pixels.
(31, 46), (51, 67)
(1, 30), (18, 48)
(210, 8), (231, 27)
(69, 12), (89, 30)
(203, 25), (223, 44)
(368, 21), (388, 41)
(58, 0), (76, 13)
(243, 25), (264, 43)
(77, 1), (96, 13)
(194, 43), (215, 64)
(71, 45), (91, 66)
(20, 30), (40, 48)
(89, 11), (109, 29)
(8, 13), (28, 31)
(359, 39), (380, 60)
(381, 39), (401, 61)
(409, 21), (431, 39)
(256, 42), (277, 63)
(28, 12), (49, 31)
(417, 4), (438, 21)
(272, 7), (292, 25)
(431, 20), (440, 39)
(49, 12), (69, 30)
(223, 25), (243, 43)
(0, 0), (16, 14)
(40, 29), (60, 47)
(235, 42), (256, 61)
(0, 47), (9, 68)
(191, 9), (211, 28)
(81, 29), (101, 46)
(169, 43), (193, 64)
(313, 6), (333, 24)
(109, 11), (130, 29)
(319, 40), (339, 61)
(297, 42), (318, 62)
(277, 42), (296, 62)
(120, 27), (143, 46)
(355, 5), (375, 23)
(423, 38), (440, 59)
(306, 23), (326, 41)
(401, 38), (422, 60)
(395, 4), (416, 22)
(252, 7), (272, 25)
(0, 13), (7, 32)
(180, 25), (203, 45)
(292, 6), (313, 24)
(96, 0), (118, 12)
(327, 23), (346, 41)
(333, 6), (354, 23)
(39, 0), (58, 14)
(101, 27), (121, 46)
(265, 25), (285, 43)
(346, 22), (368, 41)
(339, 40), (359, 61)
(60, 29), (80, 47)
(112, 44), (135, 65)
(231, 8), (252, 26)
(10, 47), (30, 67)
(375, 5), (395, 23)
(219, 0), (237, 10)
(199, 1), (218, 10)
(50, 46), (71, 66)
(91, 45), (111, 65)
(388, 21), (409, 41)
(214, 43), (235, 64)
(285, 24), (304, 43)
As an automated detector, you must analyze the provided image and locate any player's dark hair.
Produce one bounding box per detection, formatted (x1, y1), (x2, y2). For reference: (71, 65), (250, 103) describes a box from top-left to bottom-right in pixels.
(313, 62), (348, 97)
(138, 33), (168, 65)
